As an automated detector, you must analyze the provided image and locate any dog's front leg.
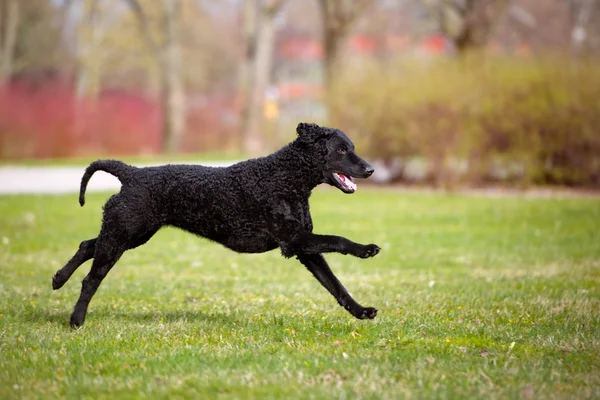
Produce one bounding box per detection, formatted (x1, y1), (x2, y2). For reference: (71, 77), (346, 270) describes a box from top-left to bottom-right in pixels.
(297, 253), (377, 319)
(284, 233), (380, 258)
(269, 203), (380, 258)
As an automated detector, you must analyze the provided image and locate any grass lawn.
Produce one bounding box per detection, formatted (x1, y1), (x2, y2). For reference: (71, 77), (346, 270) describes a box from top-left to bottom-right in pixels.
(0, 189), (598, 399)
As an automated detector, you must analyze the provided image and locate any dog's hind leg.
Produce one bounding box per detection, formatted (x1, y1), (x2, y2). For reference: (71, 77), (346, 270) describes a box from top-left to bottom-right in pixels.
(52, 238), (97, 290)
(69, 238), (125, 328)
(297, 253), (378, 320)
(68, 228), (160, 328)
(68, 215), (160, 328)
(128, 229), (159, 250)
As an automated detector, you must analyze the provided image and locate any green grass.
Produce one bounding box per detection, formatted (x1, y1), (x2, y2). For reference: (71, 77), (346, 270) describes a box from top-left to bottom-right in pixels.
(0, 189), (599, 399)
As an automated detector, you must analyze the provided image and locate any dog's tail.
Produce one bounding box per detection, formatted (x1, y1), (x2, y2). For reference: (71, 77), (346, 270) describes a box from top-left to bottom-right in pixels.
(79, 160), (136, 206)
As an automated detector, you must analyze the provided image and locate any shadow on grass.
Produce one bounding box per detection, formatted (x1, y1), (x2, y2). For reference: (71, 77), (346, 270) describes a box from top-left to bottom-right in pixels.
(11, 307), (73, 327)
(109, 309), (245, 326)
(13, 306), (245, 329)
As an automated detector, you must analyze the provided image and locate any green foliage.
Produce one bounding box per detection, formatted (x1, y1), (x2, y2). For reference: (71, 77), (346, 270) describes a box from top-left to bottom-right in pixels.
(330, 56), (600, 187)
(0, 190), (599, 398)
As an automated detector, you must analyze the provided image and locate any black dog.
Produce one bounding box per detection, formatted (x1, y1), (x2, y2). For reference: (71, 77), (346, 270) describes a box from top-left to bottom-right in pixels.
(53, 122), (381, 327)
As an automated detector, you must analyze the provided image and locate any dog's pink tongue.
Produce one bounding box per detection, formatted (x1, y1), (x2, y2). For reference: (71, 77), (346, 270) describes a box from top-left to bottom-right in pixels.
(338, 173), (357, 191)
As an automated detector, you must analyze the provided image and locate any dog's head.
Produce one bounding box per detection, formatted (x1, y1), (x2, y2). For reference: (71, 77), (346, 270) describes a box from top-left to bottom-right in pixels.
(296, 122), (374, 194)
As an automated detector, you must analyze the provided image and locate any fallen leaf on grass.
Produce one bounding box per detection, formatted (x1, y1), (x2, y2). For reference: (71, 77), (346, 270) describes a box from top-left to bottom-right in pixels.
(560, 345), (575, 353)
(522, 385), (534, 398)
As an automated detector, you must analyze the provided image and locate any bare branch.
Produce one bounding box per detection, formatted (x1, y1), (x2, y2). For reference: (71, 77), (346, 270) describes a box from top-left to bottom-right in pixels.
(347, 0), (375, 23)
(419, 0), (510, 51)
(419, 0), (439, 19)
(264, 0), (285, 16)
(122, 0), (161, 54)
(319, 0), (374, 37)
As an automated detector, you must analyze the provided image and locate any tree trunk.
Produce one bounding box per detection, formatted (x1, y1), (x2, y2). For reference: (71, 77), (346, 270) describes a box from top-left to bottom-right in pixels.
(75, 0), (117, 99)
(454, 27), (480, 54)
(238, 0), (258, 152)
(76, 0), (95, 98)
(318, 0), (374, 93)
(161, 0), (185, 153)
(124, 0), (186, 154)
(322, 23), (344, 89)
(0, 0), (19, 84)
(243, 0), (282, 156)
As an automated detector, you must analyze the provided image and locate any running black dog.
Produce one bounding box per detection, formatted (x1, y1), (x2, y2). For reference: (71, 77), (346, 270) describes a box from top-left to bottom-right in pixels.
(53, 122), (381, 327)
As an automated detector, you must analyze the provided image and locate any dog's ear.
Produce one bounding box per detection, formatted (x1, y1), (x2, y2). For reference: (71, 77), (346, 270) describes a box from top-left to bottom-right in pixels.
(296, 122), (332, 142)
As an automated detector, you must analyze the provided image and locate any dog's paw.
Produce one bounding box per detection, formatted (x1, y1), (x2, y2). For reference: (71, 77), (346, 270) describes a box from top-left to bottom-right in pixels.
(354, 307), (378, 320)
(52, 274), (65, 290)
(69, 314), (85, 329)
(358, 244), (380, 258)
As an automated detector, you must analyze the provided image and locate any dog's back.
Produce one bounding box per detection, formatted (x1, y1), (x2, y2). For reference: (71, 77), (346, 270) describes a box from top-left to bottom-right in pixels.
(85, 153), (298, 253)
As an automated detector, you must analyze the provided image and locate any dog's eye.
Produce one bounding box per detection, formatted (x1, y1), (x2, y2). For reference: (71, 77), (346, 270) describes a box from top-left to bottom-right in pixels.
(337, 148), (347, 154)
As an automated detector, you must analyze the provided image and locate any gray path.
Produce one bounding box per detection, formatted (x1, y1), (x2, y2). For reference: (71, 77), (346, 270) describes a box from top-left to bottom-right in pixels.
(0, 161), (235, 195)
(3, 162), (592, 197)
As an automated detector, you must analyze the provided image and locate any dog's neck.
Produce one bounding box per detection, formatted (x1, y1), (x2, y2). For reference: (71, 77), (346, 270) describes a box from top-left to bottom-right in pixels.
(271, 141), (325, 193)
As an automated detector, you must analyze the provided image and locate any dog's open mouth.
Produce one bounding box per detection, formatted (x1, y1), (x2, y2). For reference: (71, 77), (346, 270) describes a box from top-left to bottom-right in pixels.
(333, 172), (357, 193)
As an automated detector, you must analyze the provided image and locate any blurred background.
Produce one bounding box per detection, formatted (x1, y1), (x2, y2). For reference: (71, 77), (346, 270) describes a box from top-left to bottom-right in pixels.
(0, 0), (598, 187)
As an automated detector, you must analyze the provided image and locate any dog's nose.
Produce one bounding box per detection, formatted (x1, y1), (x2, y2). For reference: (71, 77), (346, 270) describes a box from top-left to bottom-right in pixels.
(364, 166), (374, 177)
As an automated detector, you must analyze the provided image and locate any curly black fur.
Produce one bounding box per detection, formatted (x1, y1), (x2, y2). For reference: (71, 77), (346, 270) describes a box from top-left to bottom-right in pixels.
(53, 122), (381, 328)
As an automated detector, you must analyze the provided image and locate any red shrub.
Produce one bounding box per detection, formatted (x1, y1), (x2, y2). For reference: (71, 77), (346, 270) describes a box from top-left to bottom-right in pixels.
(0, 83), (161, 159)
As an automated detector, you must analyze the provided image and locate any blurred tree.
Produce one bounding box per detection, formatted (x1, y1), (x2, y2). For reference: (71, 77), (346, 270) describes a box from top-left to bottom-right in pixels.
(569, 0), (600, 54)
(0, 0), (72, 84)
(318, 0), (375, 87)
(491, 0), (600, 54)
(183, 1), (239, 93)
(240, 0), (285, 155)
(0, 0), (19, 84)
(420, 0), (510, 53)
(74, 0), (121, 98)
(124, 0), (185, 153)
(239, 0), (258, 154)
